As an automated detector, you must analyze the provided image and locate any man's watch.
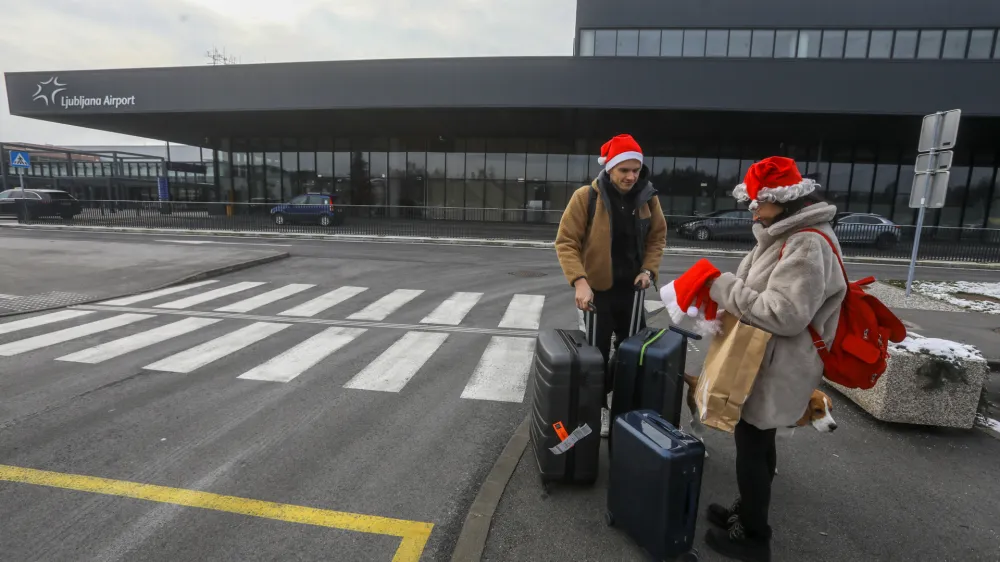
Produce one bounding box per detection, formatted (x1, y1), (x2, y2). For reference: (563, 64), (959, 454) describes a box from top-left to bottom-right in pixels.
(640, 268), (654, 280)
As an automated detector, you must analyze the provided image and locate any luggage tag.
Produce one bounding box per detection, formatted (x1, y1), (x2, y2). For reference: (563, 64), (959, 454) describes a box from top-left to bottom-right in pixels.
(548, 421), (593, 455)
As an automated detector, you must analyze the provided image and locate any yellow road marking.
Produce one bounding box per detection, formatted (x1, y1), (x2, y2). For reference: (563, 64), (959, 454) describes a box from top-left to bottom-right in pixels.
(0, 464), (433, 562)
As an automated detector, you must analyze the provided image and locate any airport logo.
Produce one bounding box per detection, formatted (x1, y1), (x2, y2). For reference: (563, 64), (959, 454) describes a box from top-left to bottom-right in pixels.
(31, 76), (137, 110)
(31, 76), (66, 106)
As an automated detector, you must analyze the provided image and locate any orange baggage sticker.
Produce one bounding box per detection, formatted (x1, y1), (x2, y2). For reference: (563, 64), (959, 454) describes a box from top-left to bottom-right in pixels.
(548, 424), (594, 455)
(552, 421), (570, 442)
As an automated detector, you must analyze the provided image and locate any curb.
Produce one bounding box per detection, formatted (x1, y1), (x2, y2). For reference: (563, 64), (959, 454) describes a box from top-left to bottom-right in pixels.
(450, 414), (530, 562)
(6, 222), (1000, 269)
(0, 252), (290, 318)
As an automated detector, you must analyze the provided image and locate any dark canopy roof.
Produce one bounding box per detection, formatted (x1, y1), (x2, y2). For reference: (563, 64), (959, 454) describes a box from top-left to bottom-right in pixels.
(7, 56), (999, 146)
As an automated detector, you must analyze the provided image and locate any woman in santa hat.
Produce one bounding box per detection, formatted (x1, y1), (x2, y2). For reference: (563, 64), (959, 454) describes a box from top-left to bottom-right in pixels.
(700, 157), (848, 562)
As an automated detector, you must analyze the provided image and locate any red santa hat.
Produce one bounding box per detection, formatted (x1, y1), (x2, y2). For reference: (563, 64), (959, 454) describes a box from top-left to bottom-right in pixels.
(660, 259), (724, 336)
(597, 134), (643, 173)
(732, 156), (818, 211)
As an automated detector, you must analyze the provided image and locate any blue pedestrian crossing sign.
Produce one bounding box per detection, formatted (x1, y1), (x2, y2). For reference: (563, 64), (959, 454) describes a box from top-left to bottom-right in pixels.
(9, 151), (30, 169)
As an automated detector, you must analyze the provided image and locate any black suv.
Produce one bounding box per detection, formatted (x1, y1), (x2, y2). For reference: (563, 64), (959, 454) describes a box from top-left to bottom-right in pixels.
(0, 189), (82, 220)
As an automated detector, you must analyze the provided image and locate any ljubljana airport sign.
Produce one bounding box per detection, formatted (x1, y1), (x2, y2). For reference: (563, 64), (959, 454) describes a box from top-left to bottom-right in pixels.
(31, 76), (136, 110)
(58, 94), (136, 109)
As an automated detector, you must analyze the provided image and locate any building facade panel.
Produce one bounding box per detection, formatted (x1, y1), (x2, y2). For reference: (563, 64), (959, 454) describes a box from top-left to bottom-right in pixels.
(576, 0), (1000, 30)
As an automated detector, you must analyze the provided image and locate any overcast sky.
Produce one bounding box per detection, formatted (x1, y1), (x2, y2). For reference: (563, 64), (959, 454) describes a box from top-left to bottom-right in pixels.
(0, 0), (576, 146)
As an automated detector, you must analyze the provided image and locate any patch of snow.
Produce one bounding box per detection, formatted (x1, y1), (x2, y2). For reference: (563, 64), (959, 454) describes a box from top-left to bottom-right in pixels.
(908, 281), (1000, 315)
(890, 334), (986, 363)
(976, 415), (1000, 434)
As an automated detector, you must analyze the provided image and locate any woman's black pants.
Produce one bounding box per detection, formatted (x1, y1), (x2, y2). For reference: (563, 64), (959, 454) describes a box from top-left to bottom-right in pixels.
(735, 419), (777, 539)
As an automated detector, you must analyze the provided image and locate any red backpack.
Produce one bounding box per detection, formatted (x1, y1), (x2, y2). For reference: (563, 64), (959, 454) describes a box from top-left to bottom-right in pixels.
(780, 228), (907, 390)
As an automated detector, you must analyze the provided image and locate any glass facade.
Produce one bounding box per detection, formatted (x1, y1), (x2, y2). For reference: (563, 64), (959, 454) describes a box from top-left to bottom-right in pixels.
(578, 28), (1000, 60)
(217, 137), (1000, 228)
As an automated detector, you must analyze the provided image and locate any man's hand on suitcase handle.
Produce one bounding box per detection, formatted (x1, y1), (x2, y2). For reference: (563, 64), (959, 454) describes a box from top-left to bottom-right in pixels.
(634, 270), (652, 290)
(574, 278), (595, 311)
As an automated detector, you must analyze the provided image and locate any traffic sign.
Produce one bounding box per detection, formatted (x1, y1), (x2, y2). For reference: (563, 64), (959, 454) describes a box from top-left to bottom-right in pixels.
(918, 109), (961, 152)
(915, 151), (952, 173)
(906, 108), (962, 298)
(9, 151), (30, 169)
(909, 171), (950, 209)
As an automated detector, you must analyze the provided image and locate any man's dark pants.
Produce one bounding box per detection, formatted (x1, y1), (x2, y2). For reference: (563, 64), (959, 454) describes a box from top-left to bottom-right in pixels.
(592, 284), (646, 407)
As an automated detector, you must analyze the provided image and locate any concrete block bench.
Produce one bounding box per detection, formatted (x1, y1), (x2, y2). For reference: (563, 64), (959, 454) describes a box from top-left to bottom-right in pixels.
(826, 336), (989, 429)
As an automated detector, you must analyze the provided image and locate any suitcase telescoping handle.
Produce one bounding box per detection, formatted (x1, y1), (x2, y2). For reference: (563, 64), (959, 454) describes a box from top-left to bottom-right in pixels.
(642, 410), (689, 442)
(583, 301), (597, 347)
(628, 283), (646, 338)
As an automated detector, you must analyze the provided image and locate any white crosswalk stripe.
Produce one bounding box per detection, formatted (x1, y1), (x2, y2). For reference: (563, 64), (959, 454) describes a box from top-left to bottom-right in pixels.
(419, 292), (483, 325)
(0, 310), (95, 336)
(645, 300), (665, 313)
(101, 280), (219, 306)
(498, 294), (545, 330)
(0, 314), (154, 356)
(56, 317), (222, 364)
(155, 281), (266, 310)
(460, 336), (536, 403)
(344, 331), (450, 392)
(277, 286), (367, 317)
(347, 289), (424, 321)
(215, 284), (316, 313)
(145, 321), (289, 373)
(238, 327), (367, 383)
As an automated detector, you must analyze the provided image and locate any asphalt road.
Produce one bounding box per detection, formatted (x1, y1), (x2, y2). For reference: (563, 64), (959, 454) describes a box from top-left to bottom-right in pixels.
(2, 226), (998, 284)
(0, 246), (586, 561)
(0, 233), (284, 314)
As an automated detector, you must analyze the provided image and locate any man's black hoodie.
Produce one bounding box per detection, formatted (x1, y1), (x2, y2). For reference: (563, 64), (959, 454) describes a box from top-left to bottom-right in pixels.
(597, 167), (650, 290)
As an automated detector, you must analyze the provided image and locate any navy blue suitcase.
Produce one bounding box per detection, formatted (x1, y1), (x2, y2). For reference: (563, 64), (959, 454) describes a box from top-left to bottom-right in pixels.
(606, 410), (705, 561)
(609, 289), (701, 455)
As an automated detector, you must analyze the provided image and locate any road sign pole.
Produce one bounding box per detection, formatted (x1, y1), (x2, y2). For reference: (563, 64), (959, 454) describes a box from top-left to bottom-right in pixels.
(905, 114), (943, 298)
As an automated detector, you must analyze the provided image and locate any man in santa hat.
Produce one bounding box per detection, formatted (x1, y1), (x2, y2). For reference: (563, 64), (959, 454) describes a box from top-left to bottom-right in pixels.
(555, 133), (667, 437)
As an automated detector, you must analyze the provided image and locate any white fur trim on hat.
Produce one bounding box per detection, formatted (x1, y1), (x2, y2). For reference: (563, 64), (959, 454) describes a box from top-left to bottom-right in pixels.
(732, 178), (820, 211)
(604, 151), (643, 173)
(660, 281), (699, 326)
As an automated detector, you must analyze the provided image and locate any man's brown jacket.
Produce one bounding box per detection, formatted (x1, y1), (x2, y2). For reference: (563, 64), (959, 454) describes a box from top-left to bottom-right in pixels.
(555, 174), (667, 291)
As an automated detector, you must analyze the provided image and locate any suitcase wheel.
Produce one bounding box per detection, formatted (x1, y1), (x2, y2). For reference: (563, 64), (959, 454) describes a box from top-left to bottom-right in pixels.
(604, 510), (614, 527)
(539, 475), (552, 494)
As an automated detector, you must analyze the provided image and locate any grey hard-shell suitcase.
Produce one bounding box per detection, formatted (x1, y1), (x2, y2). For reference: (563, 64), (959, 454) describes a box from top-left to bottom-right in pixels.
(529, 308), (605, 488)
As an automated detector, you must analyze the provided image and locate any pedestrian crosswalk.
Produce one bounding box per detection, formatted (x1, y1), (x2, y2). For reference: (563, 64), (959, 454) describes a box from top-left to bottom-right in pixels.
(0, 280), (672, 404)
(0, 280), (555, 404)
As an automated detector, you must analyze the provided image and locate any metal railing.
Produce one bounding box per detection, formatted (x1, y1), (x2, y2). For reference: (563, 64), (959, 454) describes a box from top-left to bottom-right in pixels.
(13, 200), (1000, 263)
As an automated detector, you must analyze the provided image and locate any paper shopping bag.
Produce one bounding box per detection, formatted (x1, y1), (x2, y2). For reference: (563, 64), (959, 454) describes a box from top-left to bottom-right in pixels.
(694, 313), (773, 433)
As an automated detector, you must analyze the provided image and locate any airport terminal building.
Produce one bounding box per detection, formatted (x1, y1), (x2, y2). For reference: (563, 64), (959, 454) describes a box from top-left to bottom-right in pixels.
(5, 0), (1000, 229)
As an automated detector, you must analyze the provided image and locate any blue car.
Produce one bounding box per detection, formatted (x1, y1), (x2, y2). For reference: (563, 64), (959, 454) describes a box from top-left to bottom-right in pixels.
(270, 193), (345, 227)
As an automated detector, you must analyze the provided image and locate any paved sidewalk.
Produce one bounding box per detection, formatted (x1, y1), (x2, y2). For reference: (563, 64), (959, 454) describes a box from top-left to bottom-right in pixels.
(481, 308), (1000, 562)
(0, 235), (287, 315)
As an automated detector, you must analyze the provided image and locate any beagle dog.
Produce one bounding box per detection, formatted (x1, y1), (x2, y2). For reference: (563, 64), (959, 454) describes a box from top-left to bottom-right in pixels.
(680, 373), (837, 459)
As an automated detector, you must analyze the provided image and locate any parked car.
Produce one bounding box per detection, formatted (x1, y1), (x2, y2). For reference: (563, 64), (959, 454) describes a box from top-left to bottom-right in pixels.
(674, 209), (754, 241)
(0, 189), (81, 220)
(832, 212), (901, 249)
(270, 193), (345, 227)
